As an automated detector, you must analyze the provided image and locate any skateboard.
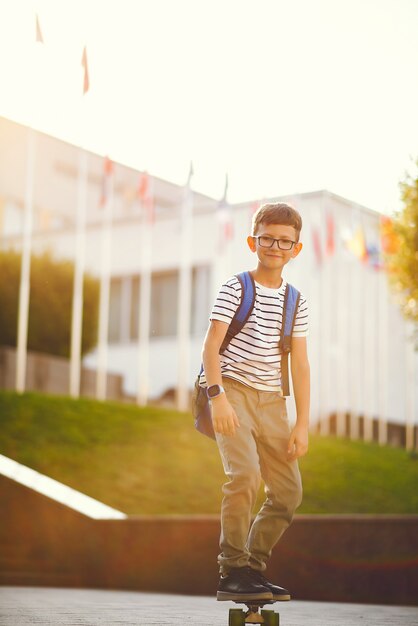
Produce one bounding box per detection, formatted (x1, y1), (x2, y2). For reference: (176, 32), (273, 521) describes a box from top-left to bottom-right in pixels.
(228, 599), (280, 626)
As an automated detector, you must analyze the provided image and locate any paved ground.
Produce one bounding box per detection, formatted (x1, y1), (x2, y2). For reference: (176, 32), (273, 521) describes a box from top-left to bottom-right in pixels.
(0, 587), (417, 626)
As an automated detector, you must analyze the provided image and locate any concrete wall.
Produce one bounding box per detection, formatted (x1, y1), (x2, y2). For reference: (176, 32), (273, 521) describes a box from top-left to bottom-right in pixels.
(1, 475), (417, 606)
(0, 347), (125, 401)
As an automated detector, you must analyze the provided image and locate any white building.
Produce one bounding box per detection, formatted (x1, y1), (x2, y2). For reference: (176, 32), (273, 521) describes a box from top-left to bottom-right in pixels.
(0, 116), (416, 441)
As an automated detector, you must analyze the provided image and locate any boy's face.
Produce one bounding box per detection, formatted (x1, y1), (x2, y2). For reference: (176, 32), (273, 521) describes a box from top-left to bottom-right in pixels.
(247, 222), (303, 271)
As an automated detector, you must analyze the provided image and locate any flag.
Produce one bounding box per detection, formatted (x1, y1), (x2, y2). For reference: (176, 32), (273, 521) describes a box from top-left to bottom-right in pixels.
(345, 226), (367, 262)
(99, 156), (113, 207)
(325, 210), (335, 256)
(35, 14), (44, 43)
(380, 216), (400, 255)
(138, 171), (154, 224)
(365, 242), (383, 271)
(311, 226), (322, 266)
(81, 46), (89, 95)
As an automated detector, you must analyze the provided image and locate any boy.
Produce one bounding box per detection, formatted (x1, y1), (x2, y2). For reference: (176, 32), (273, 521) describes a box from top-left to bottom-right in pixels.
(200, 203), (310, 602)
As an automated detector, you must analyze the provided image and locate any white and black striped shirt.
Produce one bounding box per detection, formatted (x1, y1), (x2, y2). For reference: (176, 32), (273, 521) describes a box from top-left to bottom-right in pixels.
(200, 275), (309, 393)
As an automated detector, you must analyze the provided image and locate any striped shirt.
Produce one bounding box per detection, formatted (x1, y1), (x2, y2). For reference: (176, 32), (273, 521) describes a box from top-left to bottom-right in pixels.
(199, 275), (308, 393)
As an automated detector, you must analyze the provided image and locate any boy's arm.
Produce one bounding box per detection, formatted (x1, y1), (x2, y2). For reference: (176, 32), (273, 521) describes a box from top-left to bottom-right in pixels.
(202, 320), (240, 436)
(288, 336), (310, 461)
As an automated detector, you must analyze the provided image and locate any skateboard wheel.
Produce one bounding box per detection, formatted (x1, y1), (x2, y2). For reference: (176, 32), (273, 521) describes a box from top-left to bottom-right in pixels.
(261, 609), (279, 626)
(228, 608), (245, 626)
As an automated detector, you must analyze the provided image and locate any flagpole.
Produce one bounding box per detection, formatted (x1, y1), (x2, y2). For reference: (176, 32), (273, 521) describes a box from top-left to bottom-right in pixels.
(363, 261), (375, 442)
(69, 148), (88, 397)
(347, 217), (366, 440)
(137, 253), (151, 405)
(69, 46), (90, 398)
(176, 164), (193, 411)
(137, 174), (154, 406)
(405, 321), (416, 451)
(377, 268), (389, 445)
(310, 219), (322, 433)
(15, 15), (44, 393)
(346, 245), (357, 439)
(15, 127), (36, 393)
(96, 159), (114, 400)
(214, 173), (233, 291)
(352, 239), (364, 440)
(318, 266), (328, 436)
(324, 205), (345, 437)
(319, 200), (330, 436)
(334, 211), (347, 438)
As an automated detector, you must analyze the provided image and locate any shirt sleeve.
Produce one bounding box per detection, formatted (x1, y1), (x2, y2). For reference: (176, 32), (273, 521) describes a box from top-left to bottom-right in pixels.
(292, 294), (309, 337)
(210, 277), (241, 324)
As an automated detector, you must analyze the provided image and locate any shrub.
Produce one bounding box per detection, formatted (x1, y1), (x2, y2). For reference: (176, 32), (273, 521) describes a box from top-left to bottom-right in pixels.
(0, 250), (99, 357)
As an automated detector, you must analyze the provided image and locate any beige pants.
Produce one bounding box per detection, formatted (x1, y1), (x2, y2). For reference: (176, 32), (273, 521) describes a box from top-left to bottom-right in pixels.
(215, 377), (303, 574)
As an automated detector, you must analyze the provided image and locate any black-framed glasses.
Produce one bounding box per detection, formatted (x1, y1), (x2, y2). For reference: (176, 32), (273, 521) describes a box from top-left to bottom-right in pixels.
(253, 235), (297, 250)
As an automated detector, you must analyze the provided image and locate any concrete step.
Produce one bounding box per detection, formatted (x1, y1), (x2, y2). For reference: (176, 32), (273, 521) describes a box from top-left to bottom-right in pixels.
(0, 571), (82, 586)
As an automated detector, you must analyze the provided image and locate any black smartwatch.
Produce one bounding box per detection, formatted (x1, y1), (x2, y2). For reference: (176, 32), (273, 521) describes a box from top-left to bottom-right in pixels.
(207, 384), (225, 400)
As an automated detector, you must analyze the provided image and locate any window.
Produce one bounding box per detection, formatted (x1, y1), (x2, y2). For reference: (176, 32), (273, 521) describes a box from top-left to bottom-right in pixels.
(108, 266), (210, 343)
(130, 275), (140, 341)
(150, 271), (179, 337)
(108, 278), (122, 343)
(109, 275), (137, 343)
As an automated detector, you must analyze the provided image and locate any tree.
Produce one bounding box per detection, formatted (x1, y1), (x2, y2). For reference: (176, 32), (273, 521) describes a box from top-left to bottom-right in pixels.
(384, 161), (418, 329)
(0, 250), (99, 357)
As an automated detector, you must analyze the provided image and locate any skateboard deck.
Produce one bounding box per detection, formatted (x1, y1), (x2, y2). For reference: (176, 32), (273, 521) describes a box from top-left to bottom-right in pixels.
(227, 599), (280, 626)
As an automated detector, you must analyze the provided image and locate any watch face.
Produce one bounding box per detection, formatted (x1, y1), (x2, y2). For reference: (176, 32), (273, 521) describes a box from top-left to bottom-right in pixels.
(207, 384), (221, 399)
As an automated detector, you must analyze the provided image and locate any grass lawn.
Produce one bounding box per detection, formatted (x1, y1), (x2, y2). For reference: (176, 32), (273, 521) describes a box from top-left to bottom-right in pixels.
(0, 390), (417, 515)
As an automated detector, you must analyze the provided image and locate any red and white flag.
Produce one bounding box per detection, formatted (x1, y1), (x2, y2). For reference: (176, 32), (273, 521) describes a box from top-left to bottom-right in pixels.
(81, 46), (89, 95)
(311, 226), (323, 266)
(325, 210), (335, 257)
(99, 156), (113, 207)
(138, 171), (154, 224)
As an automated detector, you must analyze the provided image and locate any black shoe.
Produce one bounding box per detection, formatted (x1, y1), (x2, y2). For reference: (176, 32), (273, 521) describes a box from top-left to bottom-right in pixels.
(217, 566), (273, 601)
(248, 568), (291, 601)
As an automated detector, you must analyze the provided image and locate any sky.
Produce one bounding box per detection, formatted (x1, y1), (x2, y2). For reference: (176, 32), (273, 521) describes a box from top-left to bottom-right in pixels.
(0, 0), (417, 213)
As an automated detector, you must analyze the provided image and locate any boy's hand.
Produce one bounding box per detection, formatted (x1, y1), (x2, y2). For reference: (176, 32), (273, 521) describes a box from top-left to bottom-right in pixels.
(211, 395), (240, 436)
(287, 424), (309, 461)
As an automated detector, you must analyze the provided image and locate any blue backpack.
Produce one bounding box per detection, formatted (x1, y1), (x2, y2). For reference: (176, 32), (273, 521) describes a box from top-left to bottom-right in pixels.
(192, 271), (300, 439)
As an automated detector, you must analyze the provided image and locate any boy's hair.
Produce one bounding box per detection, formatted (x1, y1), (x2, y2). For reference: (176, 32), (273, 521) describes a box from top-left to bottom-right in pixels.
(252, 202), (302, 240)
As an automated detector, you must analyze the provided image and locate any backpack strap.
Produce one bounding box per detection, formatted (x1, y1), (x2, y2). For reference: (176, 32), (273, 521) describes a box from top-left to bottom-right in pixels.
(279, 283), (300, 396)
(219, 271), (256, 354)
